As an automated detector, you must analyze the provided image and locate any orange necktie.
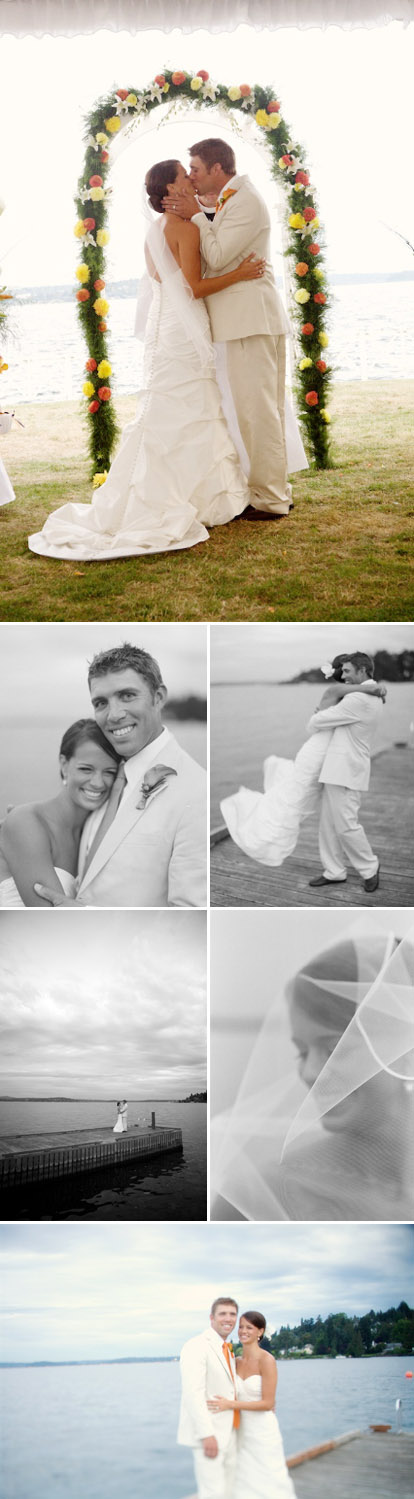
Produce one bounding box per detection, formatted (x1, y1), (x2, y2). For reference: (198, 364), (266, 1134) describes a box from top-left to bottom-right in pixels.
(222, 1342), (240, 1428)
(83, 759), (127, 872)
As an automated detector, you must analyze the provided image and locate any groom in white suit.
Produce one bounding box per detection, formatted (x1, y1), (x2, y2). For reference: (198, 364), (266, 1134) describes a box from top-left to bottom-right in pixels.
(35, 643), (206, 909)
(178, 1296), (239, 1499)
(166, 137), (292, 516)
(307, 653), (383, 893)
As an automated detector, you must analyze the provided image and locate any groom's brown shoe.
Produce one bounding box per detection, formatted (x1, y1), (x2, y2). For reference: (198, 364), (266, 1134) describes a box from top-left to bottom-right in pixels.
(241, 504), (293, 520)
(309, 874), (347, 887)
(363, 864), (380, 892)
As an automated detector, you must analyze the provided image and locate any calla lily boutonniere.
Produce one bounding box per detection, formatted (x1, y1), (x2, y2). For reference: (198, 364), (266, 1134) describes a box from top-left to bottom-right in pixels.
(136, 764), (177, 810)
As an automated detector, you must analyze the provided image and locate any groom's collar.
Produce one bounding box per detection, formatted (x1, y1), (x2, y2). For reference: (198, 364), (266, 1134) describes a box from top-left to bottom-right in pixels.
(216, 173), (245, 201)
(123, 727), (171, 789)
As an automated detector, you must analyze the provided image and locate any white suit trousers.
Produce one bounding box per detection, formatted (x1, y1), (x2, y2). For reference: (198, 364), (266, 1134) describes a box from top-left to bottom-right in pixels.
(193, 1430), (237, 1499)
(319, 785), (378, 880)
(225, 335), (292, 513)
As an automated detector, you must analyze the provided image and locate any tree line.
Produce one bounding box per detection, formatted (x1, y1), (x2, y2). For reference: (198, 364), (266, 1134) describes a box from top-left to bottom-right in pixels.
(233, 1303), (413, 1359)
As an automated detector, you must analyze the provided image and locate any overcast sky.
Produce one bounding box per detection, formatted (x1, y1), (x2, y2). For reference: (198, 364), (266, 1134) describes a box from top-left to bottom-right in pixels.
(1, 22), (413, 288)
(0, 1222), (411, 1362)
(0, 911), (206, 1098)
(210, 622), (414, 681)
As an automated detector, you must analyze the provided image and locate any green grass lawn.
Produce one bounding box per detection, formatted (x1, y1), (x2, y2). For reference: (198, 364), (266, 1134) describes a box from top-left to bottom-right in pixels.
(1, 379), (413, 621)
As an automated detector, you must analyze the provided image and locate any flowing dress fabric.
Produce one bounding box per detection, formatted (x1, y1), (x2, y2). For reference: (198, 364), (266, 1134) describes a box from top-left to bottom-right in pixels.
(220, 732), (331, 865)
(0, 453), (15, 507)
(28, 280), (249, 561)
(0, 867), (76, 907)
(211, 925), (414, 1222)
(235, 1375), (296, 1498)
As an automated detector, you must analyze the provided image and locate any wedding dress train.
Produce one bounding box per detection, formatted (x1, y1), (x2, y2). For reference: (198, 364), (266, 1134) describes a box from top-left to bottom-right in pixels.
(220, 731), (332, 865)
(28, 274), (249, 561)
(235, 1375), (296, 1498)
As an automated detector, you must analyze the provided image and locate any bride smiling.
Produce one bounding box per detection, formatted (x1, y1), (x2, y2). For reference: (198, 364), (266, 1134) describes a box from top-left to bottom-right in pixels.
(207, 1310), (296, 1499)
(0, 719), (120, 907)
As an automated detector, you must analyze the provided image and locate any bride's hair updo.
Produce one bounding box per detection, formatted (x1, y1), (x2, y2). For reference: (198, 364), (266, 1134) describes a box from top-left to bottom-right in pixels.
(145, 159), (180, 214)
(59, 719), (120, 764)
(241, 1310), (267, 1335)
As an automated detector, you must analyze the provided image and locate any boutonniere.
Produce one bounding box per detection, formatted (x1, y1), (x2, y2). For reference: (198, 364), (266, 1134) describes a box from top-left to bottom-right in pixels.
(216, 188), (238, 212)
(136, 764), (177, 810)
(227, 1342), (234, 1356)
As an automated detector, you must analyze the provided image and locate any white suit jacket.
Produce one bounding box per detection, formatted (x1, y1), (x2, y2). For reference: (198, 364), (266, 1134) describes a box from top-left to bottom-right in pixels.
(76, 731), (206, 907)
(193, 174), (290, 342)
(177, 1327), (237, 1449)
(307, 692), (383, 790)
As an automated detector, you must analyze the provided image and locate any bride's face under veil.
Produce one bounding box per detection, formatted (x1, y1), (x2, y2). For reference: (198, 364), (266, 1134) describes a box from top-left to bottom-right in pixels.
(211, 922), (414, 1222)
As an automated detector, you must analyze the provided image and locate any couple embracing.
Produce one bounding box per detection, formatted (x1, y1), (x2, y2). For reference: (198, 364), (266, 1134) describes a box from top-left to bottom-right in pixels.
(178, 1296), (295, 1499)
(0, 642), (206, 907)
(29, 138), (306, 562)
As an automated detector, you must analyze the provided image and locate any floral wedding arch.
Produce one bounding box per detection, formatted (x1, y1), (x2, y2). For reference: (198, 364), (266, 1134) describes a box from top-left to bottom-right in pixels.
(74, 70), (332, 479)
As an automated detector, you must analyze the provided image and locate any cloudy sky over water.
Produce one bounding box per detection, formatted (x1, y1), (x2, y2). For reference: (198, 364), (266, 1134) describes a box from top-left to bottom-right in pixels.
(0, 1222), (412, 1362)
(0, 911), (206, 1098)
(211, 622), (414, 682)
(1, 23), (413, 287)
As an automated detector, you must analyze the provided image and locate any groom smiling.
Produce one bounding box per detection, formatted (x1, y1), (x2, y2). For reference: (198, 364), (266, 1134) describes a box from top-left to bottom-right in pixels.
(35, 643), (206, 908)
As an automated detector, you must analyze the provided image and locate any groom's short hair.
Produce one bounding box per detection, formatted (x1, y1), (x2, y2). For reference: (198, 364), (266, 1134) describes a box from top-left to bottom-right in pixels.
(88, 643), (166, 698)
(211, 1296), (238, 1315)
(343, 651), (375, 678)
(190, 138), (236, 174)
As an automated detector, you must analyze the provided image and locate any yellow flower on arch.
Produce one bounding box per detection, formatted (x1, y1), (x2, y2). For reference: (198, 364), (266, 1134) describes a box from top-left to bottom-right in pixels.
(92, 471), (108, 487)
(90, 186), (105, 202)
(228, 86), (242, 101)
(319, 332), (329, 347)
(294, 288), (310, 304)
(96, 230), (109, 247)
(76, 264), (90, 283)
(97, 359), (112, 379)
(289, 213), (305, 230)
(93, 296), (109, 316)
(105, 115), (121, 134)
(191, 77), (203, 91)
(126, 93), (137, 105)
(299, 357), (313, 370)
(83, 380), (95, 398)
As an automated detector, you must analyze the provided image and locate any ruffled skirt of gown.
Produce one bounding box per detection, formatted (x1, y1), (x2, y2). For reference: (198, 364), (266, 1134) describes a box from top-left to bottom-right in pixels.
(235, 1376), (296, 1498)
(220, 731), (332, 866)
(28, 284), (249, 560)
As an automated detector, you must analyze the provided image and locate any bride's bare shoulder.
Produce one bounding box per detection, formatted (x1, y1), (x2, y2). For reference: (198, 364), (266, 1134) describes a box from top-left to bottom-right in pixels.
(1, 803), (50, 845)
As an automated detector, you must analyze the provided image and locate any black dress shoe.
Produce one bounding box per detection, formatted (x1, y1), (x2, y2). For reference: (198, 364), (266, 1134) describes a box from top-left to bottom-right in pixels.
(241, 505), (291, 521)
(363, 864), (380, 892)
(309, 874), (347, 887)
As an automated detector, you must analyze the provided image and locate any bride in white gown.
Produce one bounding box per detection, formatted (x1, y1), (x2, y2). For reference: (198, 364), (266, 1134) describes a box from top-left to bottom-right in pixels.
(0, 719), (119, 906)
(207, 1311), (295, 1499)
(113, 1101), (128, 1133)
(220, 656), (386, 865)
(28, 160), (272, 562)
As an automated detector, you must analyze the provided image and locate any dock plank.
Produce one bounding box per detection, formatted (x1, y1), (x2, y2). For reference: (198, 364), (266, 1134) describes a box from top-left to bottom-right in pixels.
(211, 747), (414, 907)
(0, 1125), (182, 1189)
(184, 1430), (414, 1499)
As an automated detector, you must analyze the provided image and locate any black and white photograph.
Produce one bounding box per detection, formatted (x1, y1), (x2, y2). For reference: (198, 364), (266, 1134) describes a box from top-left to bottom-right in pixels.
(0, 623), (207, 909)
(210, 907), (414, 1223)
(0, 909), (207, 1220)
(210, 623), (414, 907)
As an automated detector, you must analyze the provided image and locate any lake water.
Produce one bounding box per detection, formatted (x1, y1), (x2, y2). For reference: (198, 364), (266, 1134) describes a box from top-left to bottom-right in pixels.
(0, 1356), (412, 1499)
(2, 281), (414, 407)
(210, 681), (414, 825)
(0, 1102), (206, 1222)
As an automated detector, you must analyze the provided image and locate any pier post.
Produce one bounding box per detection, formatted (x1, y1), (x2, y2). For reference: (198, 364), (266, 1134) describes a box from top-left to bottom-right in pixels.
(151, 1111), (156, 1129)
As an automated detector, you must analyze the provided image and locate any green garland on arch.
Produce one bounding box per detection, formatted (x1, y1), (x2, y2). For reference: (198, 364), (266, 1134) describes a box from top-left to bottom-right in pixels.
(74, 69), (333, 479)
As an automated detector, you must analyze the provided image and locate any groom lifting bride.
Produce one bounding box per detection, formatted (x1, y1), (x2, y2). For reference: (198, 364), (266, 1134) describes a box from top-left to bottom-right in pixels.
(29, 139), (304, 562)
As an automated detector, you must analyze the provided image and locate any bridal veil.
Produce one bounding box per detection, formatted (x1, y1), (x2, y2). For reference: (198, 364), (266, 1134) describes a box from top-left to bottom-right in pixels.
(211, 920), (414, 1221)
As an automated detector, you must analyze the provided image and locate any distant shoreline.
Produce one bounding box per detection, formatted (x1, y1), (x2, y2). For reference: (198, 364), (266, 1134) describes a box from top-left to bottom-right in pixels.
(12, 270), (414, 303)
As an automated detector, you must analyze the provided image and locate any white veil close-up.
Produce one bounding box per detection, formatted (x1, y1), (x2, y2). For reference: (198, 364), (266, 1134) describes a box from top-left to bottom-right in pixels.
(211, 919), (414, 1223)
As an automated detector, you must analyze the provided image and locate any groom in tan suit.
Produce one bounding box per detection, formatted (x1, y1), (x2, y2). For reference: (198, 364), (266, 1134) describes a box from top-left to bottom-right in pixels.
(35, 643), (206, 908)
(166, 137), (292, 516)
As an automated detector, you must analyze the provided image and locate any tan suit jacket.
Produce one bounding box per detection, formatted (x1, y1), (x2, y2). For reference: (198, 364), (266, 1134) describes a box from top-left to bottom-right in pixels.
(76, 733), (206, 907)
(177, 1327), (237, 1449)
(307, 692), (383, 790)
(193, 174), (290, 341)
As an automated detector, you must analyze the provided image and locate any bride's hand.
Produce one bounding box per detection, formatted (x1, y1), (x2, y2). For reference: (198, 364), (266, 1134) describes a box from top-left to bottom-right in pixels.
(33, 882), (79, 907)
(236, 254), (266, 282)
(207, 1396), (232, 1412)
(162, 190), (198, 219)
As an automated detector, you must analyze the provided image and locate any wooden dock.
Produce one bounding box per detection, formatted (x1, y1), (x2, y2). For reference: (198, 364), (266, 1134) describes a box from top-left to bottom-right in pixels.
(184, 1429), (414, 1498)
(0, 1123), (182, 1189)
(210, 746), (414, 906)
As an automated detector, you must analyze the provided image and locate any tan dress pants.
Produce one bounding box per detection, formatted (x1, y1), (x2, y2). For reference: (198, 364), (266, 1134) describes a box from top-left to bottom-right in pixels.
(319, 784), (379, 880)
(193, 1430), (237, 1499)
(225, 334), (292, 513)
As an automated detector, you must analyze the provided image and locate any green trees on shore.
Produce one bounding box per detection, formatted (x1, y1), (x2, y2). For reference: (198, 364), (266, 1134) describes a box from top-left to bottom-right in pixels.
(233, 1303), (413, 1359)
